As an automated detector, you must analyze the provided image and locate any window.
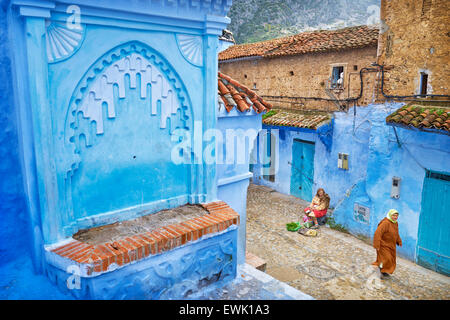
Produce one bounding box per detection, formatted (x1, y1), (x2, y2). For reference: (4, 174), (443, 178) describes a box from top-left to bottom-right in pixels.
(353, 65), (358, 71)
(244, 74), (248, 79)
(331, 66), (344, 89)
(263, 130), (276, 182)
(289, 71), (294, 76)
(420, 72), (428, 97)
(253, 83), (257, 90)
(338, 153), (349, 170)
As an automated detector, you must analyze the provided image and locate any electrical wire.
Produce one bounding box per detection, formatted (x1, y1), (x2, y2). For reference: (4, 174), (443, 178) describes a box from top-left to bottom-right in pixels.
(262, 67), (379, 107)
(372, 63), (450, 100)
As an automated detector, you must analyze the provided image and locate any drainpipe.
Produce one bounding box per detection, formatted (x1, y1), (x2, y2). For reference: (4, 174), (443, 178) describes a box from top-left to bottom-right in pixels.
(393, 126), (402, 148)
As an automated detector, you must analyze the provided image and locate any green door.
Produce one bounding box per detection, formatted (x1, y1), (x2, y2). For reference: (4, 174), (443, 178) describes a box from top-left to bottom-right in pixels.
(417, 171), (450, 276)
(290, 139), (315, 202)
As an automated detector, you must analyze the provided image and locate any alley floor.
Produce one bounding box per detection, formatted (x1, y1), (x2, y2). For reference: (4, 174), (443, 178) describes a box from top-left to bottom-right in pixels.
(246, 184), (450, 300)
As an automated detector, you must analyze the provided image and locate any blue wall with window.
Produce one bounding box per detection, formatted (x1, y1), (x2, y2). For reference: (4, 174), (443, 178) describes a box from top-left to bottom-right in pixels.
(328, 103), (450, 264)
(252, 103), (450, 271)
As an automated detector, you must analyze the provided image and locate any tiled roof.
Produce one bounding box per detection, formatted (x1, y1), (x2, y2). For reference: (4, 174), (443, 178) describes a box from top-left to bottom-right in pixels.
(263, 110), (332, 130)
(386, 103), (450, 134)
(219, 36), (293, 61)
(219, 25), (379, 61)
(218, 72), (272, 113)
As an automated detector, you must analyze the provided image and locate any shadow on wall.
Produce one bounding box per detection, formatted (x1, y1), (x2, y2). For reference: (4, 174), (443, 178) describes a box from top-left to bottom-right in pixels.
(0, 2), (31, 264)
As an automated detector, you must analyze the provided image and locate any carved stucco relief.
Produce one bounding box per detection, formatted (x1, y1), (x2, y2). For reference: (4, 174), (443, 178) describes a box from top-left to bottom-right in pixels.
(77, 52), (179, 134)
(45, 21), (85, 63)
(176, 34), (203, 67)
(63, 41), (192, 179)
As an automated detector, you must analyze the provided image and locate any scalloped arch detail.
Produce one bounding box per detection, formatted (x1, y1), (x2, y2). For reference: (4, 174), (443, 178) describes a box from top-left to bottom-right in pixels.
(63, 41), (192, 178)
(176, 34), (203, 67)
(45, 20), (85, 63)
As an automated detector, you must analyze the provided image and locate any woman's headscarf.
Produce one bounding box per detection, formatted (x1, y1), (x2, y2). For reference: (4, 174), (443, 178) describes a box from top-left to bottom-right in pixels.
(316, 188), (330, 207)
(386, 209), (399, 223)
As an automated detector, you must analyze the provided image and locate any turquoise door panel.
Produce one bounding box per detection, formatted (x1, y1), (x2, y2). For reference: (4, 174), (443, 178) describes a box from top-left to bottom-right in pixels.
(290, 139), (315, 202)
(302, 142), (315, 201)
(417, 171), (450, 276)
(290, 140), (303, 199)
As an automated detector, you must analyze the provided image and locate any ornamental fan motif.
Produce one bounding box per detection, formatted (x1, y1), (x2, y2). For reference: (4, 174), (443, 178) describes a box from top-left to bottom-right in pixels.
(45, 21), (84, 63)
(176, 34), (203, 67)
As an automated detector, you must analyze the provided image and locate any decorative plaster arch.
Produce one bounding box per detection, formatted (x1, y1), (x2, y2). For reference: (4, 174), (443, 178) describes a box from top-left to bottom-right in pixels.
(63, 41), (193, 179)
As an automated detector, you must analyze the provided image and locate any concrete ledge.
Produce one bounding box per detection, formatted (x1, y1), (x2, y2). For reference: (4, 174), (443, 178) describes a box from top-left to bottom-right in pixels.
(218, 172), (253, 187)
(46, 201), (240, 277)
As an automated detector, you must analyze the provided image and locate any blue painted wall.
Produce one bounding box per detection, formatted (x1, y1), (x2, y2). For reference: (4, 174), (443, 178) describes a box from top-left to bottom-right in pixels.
(6, 0), (232, 247)
(216, 107), (262, 264)
(1, 0), (249, 299)
(253, 103), (449, 263)
(332, 103), (450, 261)
(218, 39), (234, 53)
(252, 126), (327, 201)
(0, 0), (31, 265)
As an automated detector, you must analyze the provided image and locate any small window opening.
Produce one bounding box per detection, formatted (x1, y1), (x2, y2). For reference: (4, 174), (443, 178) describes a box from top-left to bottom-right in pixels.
(353, 65), (358, 71)
(244, 74), (248, 79)
(263, 131), (275, 182)
(331, 66), (344, 89)
(420, 73), (428, 97)
(289, 71), (294, 76)
(253, 83), (257, 90)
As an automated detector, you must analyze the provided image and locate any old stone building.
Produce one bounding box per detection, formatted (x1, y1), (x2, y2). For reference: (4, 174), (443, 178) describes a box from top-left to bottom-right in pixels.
(377, 0), (450, 98)
(219, 25), (380, 112)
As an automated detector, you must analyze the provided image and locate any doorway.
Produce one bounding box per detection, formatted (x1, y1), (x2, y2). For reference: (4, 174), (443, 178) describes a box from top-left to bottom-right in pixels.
(417, 170), (450, 276)
(290, 139), (315, 202)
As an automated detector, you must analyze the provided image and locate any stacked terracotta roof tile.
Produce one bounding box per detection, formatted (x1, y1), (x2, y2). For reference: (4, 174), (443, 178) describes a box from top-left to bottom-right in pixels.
(219, 25), (379, 61)
(263, 110), (331, 130)
(218, 72), (272, 113)
(49, 201), (240, 275)
(386, 104), (450, 133)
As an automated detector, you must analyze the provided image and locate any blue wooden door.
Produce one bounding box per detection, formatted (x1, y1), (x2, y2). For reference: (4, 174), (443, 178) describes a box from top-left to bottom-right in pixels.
(290, 139), (315, 202)
(417, 171), (450, 276)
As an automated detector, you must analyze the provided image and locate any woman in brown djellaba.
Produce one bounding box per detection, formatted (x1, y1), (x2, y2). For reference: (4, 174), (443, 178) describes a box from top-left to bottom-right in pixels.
(372, 209), (402, 278)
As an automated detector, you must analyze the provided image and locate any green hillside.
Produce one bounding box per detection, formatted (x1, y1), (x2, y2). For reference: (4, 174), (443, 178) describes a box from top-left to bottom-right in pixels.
(228, 0), (381, 44)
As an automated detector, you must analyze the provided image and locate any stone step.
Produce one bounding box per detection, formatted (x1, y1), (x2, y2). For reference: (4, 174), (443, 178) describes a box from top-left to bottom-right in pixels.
(246, 252), (267, 272)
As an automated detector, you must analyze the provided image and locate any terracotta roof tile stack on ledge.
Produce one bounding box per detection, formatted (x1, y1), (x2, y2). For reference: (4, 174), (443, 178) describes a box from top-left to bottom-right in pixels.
(218, 72), (272, 113)
(49, 201), (239, 276)
(219, 25), (379, 61)
(263, 109), (332, 130)
(386, 103), (450, 134)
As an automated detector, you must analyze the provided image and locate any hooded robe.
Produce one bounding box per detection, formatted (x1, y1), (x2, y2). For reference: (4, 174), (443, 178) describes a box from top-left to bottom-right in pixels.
(372, 212), (402, 274)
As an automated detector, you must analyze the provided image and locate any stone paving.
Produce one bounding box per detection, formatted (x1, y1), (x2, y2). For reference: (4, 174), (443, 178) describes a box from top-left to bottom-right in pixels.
(246, 184), (450, 300)
(186, 263), (313, 300)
